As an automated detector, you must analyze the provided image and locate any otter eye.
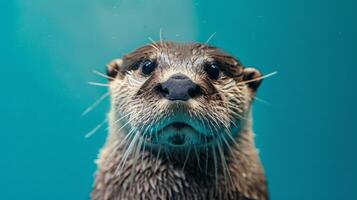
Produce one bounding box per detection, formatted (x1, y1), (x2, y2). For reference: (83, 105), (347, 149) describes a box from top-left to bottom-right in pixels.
(140, 59), (156, 75)
(204, 63), (221, 80)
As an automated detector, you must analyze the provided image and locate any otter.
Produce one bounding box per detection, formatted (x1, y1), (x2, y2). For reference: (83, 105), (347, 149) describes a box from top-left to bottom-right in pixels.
(91, 42), (268, 200)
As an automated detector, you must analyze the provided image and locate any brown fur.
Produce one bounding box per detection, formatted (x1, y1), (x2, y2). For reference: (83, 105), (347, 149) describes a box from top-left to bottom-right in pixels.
(91, 42), (268, 200)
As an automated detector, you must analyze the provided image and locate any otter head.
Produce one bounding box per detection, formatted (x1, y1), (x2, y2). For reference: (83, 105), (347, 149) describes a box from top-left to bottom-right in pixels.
(106, 42), (262, 150)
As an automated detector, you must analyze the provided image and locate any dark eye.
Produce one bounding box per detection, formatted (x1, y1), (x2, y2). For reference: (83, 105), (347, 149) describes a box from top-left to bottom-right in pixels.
(204, 63), (221, 80)
(140, 59), (156, 75)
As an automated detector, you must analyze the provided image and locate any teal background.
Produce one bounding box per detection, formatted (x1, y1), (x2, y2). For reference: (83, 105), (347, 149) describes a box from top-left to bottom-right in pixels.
(1, 0), (356, 199)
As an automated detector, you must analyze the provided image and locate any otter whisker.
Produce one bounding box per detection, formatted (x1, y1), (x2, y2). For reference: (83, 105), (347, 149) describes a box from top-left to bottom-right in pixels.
(117, 129), (141, 174)
(107, 111), (135, 131)
(205, 110), (239, 150)
(205, 110), (223, 134)
(205, 32), (217, 44)
(182, 145), (192, 171)
(192, 108), (216, 138)
(149, 43), (159, 51)
(216, 139), (228, 188)
(193, 147), (202, 171)
(87, 81), (110, 87)
(237, 71), (277, 85)
(128, 135), (144, 187)
(148, 37), (157, 45)
(219, 130), (235, 156)
(217, 136), (234, 189)
(140, 133), (149, 166)
(154, 144), (162, 172)
(205, 135), (209, 174)
(164, 146), (173, 163)
(159, 28), (164, 45)
(211, 145), (219, 191)
(226, 117), (240, 129)
(85, 118), (108, 138)
(82, 92), (109, 116)
(115, 112), (150, 149)
(135, 114), (158, 140)
(253, 96), (270, 105)
(225, 105), (247, 121)
(217, 119), (239, 145)
(116, 127), (137, 151)
(212, 98), (248, 121)
(137, 125), (155, 162)
(223, 129), (240, 148)
(147, 37), (160, 50)
(92, 70), (114, 80)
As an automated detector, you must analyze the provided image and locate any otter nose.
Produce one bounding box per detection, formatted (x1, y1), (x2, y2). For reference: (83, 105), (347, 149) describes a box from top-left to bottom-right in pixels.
(157, 73), (202, 101)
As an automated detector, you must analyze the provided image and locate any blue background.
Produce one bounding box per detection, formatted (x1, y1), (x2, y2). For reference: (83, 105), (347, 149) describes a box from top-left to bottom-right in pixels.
(1, 0), (356, 199)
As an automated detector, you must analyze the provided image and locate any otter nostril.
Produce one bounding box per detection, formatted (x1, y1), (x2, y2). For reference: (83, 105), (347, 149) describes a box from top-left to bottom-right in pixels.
(188, 85), (202, 98)
(156, 84), (170, 97)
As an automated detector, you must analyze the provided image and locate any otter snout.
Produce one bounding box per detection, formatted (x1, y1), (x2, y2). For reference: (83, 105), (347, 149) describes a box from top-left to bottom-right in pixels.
(156, 73), (202, 101)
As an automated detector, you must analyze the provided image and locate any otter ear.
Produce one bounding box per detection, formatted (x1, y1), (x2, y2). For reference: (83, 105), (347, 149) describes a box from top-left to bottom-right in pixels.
(106, 59), (123, 81)
(242, 67), (262, 92)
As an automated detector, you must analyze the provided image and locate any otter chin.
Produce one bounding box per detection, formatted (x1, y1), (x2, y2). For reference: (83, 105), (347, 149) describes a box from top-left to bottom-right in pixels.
(91, 41), (268, 200)
(150, 122), (210, 146)
(146, 114), (218, 147)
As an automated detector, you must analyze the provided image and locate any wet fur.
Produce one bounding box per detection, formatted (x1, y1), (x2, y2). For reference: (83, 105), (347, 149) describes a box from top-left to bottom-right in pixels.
(91, 42), (268, 200)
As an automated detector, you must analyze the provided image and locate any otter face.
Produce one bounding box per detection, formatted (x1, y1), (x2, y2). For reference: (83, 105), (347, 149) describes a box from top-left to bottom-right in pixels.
(106, 42), (262, 149)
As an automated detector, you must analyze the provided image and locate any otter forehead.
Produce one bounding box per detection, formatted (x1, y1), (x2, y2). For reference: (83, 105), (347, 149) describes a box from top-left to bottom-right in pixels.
(118, 42), (243, 77)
